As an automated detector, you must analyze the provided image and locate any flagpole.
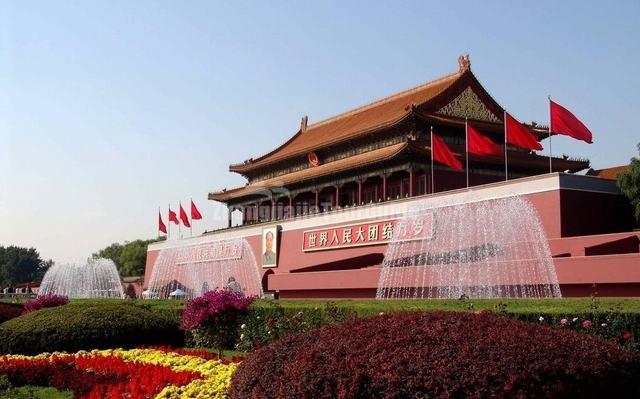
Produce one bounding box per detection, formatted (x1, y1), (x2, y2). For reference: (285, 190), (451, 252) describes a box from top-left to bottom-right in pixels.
(504, 110), (508, 181)
(158, 206), (161, 239)
(168, 203), (171, 240)
(465, 118), (469, 188)
(179, 201), (182, 239)
(430, 126), (435, 194)
(548, 96), (552, 173)
(190, 198), (193, 237)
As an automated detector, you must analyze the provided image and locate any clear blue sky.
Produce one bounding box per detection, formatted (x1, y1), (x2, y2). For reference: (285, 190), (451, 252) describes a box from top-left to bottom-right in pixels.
(1, 0), (639, 262)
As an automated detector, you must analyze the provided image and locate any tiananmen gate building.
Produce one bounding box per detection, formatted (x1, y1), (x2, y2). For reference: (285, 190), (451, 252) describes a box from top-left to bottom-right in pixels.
(145, 56), (639, 298)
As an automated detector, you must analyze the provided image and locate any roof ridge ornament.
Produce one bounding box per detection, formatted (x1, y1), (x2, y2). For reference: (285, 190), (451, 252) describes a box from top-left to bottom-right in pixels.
(404, 102), (418, 112)
(458, 54), (471, 72)
(300, 115), (309, 132)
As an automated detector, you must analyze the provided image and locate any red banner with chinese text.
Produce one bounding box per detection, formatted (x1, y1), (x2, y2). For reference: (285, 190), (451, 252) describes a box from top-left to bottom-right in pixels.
(302, 213), (434, 252)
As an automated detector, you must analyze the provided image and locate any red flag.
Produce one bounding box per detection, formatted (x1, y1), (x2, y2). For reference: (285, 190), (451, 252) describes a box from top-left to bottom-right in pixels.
(505, 112), (543, 151)
(179, 202), (191, 228)
(158, 211), (167, 234)
(431, 133), (463, 171)
(550, 100), (593, 143)
(191, 199), (202, 220)
(467, 122), (502, 156)
(169, 207), (179, 225)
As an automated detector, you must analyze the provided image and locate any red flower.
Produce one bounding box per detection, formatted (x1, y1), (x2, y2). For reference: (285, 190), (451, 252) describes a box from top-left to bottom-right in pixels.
(623, 331), (634, 341)
(0, 353), (200, 398)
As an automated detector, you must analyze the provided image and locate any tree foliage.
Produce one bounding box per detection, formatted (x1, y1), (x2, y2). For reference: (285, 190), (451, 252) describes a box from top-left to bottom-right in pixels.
(617, 143), (640, 223)
(0, 246), (51, 287)
(93, 239), (160, 277)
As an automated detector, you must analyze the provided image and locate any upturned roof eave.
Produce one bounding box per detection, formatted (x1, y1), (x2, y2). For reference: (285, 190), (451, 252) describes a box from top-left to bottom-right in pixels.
(228, 110), (416, 175)
(210, 142), (412, 203)
(228, 69), (466, 174)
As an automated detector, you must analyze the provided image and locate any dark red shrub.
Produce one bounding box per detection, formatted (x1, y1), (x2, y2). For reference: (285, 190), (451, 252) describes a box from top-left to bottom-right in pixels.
(0, 303), (22, 323)
(230, 311), (640, 399)
(23, 295), (69, 313)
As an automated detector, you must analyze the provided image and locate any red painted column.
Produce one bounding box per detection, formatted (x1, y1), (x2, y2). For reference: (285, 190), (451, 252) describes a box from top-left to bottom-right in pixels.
(242, 207), (247, 224)
(409, 168), (415, 197)
(288, 196), (293, 218)
(335, 185), (340, 208)
(382, 174), (387, 201)
(315, 191), (320, 212)
(358, 180), (363, 205)
(271, 199), (275, 221)
(227, 207), (232, 228)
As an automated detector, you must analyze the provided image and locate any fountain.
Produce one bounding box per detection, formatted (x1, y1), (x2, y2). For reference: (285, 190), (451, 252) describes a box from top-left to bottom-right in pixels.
(376, 196), (561, 299)
(145, 238), (263, 299)
(39, 258), (125, 299)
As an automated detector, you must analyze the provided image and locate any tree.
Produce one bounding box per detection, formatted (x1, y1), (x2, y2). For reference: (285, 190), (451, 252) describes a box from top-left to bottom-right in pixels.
(93, 242), (123, 268)
(0, 246), (51, 287)
(93, 238), (160, 277)
(617, 143), (640, 223)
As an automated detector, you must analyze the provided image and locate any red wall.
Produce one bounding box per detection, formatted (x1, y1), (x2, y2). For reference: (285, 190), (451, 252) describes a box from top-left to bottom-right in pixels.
(144, 180), (638, 298)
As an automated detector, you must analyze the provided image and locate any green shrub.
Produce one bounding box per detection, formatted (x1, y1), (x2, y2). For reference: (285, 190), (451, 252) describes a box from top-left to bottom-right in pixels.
(237, 300), (356, 351)
(0, 302), (183, 355)
(181, 290), (255, 357)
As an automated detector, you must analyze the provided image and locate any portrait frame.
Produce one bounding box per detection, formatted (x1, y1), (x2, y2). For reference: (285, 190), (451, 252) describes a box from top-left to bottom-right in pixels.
(261, 225), (278, 268)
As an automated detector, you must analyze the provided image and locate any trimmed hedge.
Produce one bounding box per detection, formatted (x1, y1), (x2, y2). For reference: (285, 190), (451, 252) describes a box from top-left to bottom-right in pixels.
(0, 303), (22, 324)
(0, 302), (183, 355)
(231, 311), (640, 398)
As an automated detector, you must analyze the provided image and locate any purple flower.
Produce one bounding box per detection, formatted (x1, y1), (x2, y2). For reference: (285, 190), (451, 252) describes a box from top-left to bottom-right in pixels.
(181, 289), (256, 330)
(582, 320), (593, 329)
(23, 295), (69, 313)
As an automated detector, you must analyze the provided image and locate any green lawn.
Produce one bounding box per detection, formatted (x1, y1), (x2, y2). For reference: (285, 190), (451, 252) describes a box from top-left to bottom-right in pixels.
(2, 386), (73, 399)
(256, 298), (640, 315)
(5, 297), (640, 316)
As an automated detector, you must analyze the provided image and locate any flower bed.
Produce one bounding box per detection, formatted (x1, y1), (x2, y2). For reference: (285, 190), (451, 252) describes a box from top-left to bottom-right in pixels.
(0, 348), (239, 399)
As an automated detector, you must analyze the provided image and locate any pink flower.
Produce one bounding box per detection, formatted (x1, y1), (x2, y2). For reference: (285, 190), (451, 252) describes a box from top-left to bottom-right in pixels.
(560, 318), (568, 326)
(582, 320), (593, 329)
(623, 331), (634, 340)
